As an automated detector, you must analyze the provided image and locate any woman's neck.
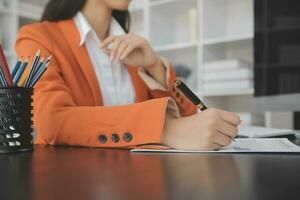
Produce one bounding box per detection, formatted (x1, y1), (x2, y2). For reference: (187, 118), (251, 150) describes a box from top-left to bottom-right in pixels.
(82, 2), (112, 41)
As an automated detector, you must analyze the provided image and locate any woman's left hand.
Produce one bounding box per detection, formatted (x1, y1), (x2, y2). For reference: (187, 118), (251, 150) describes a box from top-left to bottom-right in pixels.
(100, 33), (159, 68)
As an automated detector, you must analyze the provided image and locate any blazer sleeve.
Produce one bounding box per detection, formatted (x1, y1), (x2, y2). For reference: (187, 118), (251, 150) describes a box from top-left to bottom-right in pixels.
(138, 58), (197, 117)
(15, 25), (178, 148)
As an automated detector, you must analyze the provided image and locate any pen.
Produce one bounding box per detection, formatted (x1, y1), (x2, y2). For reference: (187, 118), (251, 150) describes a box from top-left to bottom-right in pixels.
(174, 79), (207, 111)
(173, 78), (236, 142)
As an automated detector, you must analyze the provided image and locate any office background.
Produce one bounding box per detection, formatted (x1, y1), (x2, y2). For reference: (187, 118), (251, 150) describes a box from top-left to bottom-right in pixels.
(0, 0), (296, 129)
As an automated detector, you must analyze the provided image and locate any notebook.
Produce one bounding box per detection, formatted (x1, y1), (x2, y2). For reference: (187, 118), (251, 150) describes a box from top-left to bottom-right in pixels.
(238, 126), (295, 138)
(131, 138), (300, 153)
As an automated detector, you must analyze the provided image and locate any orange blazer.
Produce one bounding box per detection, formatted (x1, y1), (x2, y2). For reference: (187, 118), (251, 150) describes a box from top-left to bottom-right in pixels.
(15, 19), (197, 148)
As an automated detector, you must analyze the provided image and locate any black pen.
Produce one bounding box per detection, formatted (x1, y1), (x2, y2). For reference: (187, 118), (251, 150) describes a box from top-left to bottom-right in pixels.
(174, 79), (207, 111)
(173, 78), (236, 142)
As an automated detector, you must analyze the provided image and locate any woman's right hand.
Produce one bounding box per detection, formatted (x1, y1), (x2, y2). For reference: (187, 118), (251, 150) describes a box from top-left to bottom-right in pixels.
(163, 109), (241, 150)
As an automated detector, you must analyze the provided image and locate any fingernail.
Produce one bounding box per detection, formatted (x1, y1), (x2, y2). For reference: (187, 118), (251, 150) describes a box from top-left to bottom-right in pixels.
(110, 55), (114, 61)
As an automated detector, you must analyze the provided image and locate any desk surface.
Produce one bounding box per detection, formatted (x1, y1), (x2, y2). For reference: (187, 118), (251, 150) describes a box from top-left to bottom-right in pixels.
(1, 143), (300, 200)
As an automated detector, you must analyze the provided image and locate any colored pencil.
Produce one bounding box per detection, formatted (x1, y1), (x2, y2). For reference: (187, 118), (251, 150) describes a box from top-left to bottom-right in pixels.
(32, 57), (44, 76)
(0, 45), (13, 86)
(0, 63), (7, 87)
(24, 49), (41, 87)
(0, 48), (51, 88)
(29, 64), (49, 87)
(11, 57), (22, 79)
(0, 63), (8, 87)
(29, 56), (52, 87)
(13, 58), (29, 85)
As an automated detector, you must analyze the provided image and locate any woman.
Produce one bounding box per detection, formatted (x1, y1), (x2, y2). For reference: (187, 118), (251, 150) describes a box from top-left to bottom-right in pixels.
(15, 0), (240, 150)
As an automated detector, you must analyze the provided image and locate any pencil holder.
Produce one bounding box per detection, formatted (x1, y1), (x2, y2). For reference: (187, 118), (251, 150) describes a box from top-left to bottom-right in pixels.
(0, 87), (33, 153)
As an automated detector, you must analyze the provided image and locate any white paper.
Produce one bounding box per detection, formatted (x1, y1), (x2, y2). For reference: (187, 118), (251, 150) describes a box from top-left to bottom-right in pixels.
(131, 139), (300, 153)
(237, 126), (294, 138)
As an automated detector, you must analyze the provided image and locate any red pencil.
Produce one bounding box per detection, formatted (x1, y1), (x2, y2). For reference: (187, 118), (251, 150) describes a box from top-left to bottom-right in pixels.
(0, 45), (13, 86)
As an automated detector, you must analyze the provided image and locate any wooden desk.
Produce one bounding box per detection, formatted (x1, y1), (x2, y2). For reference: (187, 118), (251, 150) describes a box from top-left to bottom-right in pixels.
(0, 142), (300, 200)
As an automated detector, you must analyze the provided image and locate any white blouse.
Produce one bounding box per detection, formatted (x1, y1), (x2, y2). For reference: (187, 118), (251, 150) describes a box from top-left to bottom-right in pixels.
(73, 12), (181, 118)
(74, 12), (135, 106)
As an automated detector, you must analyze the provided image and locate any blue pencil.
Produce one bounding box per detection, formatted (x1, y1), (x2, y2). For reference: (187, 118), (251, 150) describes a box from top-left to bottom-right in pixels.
(0, 75), (5, 86)
(0, 65), (6, 87)
(11, 58), (22, 79)
(24, 49), (41, 87)
(29, 64), (49, 87)
(31, 55), (51, 79)
(0, 63), (8, 87)
(32, 57), (44, 77)
(13, 58), (29, 86)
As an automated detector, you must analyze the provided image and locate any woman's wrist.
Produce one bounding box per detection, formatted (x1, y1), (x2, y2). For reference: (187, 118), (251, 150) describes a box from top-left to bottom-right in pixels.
(162, 114), (178, 147)
(145, 54), (161, 70)
(144, 56), (168, 88)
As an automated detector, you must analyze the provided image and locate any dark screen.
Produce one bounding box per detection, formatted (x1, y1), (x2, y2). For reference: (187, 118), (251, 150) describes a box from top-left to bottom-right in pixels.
(254, 0), (300, 96)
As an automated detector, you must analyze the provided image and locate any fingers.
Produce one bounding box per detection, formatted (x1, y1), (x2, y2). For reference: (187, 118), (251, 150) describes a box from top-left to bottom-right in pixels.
(111, 42), (136, 64)
(216, 120), (238, 138)
(213, 132), (232, 146)
(115, 43), (128, 63)
(101, 36), (117, 49)
(109, 39), (122, 62)
(101, 34), (139, 64)
(204, 109), (239, 147)
(120, 45), (135, 60)
(101, 47), (111, 55)
(218, 109), (241, 126)
(205, 143), (221, 151)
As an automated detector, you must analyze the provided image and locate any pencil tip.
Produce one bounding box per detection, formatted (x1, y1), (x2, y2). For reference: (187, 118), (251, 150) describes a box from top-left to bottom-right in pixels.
(36, 49), (41, 55)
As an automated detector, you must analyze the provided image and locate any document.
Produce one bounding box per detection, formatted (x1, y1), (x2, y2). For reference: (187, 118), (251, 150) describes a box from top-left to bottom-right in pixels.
(131, 138), (300, 153)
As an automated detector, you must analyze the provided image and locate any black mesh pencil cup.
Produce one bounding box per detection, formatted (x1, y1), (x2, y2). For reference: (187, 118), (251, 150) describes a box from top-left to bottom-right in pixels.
(0, 87), (33, 153)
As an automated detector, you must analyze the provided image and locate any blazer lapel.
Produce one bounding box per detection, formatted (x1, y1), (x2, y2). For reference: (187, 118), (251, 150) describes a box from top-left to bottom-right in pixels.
(58, 20), (103, 106)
